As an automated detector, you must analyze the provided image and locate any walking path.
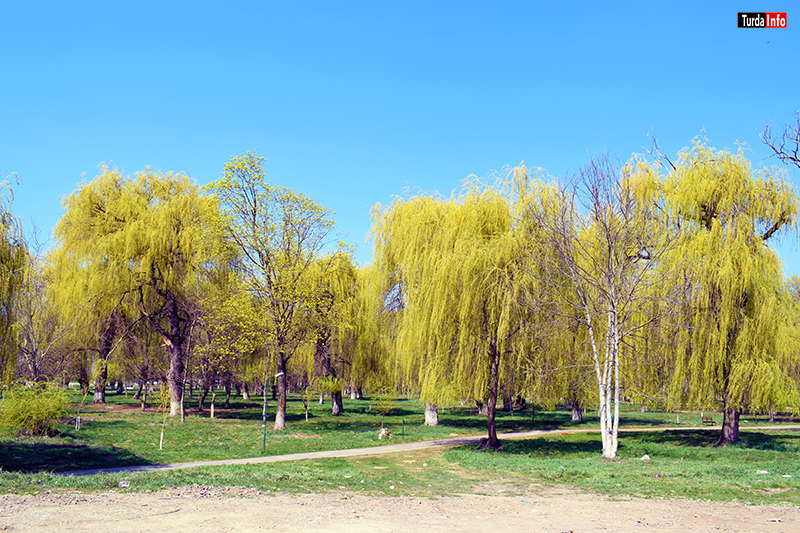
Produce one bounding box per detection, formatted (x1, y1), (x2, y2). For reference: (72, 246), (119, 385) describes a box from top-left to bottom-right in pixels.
(57, 424), (800, 477)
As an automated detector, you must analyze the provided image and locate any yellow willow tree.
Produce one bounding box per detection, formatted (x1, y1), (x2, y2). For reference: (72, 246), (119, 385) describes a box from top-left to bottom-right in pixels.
(372, 176), (531, 449)
(347, 264), (397, 401)
(303, 252), (358, 416)
(522, 155), (683, 458)
(206, 151), (340, 430)
(54, 167), (215, 414)
(662, 140), (799, 445)
(0, 178), (26, 384)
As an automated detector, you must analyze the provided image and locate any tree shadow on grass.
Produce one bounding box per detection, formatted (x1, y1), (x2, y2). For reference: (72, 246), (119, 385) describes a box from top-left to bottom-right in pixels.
(456, 435), (600, 457)
(0, 439), (151, 473)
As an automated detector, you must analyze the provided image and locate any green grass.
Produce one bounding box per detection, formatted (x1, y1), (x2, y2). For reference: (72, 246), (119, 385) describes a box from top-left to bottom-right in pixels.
(446, 429), (800, 505)
(2, 388), (800, 505)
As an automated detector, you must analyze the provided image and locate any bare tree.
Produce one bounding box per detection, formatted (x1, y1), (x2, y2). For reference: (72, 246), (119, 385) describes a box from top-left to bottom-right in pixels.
(762, 111), (800, 169)
(523, 154), (683, 458)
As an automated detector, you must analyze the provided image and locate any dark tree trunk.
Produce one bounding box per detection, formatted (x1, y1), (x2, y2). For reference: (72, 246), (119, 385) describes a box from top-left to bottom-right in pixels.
(480, 340), (502, 450)
(716, 408), (740, 446)
(198, 383), (209, 412)
(274, 355), (287, 430)
(502, 393), (514, 413)
(513, 395), (526, 411)
(78, 366), (90, 396)
(93, 315), (119, 404)
(144, 279), (190, 418)
(242, 382), (250, 401)
(224, 381), (232, 408)
(424, 403), (439, 426)
(769, 407), (776, 423)
(331, 391), (343, 416)
(133, 382), (144, 400)
(476, 400), (488, 416)
(115, 381), (124, 395)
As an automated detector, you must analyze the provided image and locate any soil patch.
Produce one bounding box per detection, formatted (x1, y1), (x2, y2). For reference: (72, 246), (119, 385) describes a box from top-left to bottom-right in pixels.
(1, 485), (798, 532)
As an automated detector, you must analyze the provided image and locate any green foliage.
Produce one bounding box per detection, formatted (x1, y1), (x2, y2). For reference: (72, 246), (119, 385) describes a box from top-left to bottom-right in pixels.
(0, 383), (69, 437)
(52, 165), (217, 412)
(663, 139), (800, 417)
(206, 151), (344, 430)
(0, 178), (26, 384)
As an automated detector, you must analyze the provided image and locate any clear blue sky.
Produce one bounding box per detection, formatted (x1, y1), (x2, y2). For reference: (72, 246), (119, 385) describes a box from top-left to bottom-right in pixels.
(1, 2), (798, 273)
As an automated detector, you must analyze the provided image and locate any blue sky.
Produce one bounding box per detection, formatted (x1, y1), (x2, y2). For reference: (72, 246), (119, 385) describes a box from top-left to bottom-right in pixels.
(1, 2), (799, 273)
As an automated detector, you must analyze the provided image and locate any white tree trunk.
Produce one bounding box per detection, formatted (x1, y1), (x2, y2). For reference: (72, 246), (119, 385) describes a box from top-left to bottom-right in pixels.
(424, 403), (439, 426)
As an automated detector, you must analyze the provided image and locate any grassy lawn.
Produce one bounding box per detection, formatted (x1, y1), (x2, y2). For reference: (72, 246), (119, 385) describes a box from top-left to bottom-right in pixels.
(1, 388), (800, 505)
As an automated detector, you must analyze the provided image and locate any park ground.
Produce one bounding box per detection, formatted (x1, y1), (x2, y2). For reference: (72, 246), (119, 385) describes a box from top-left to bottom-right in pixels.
(3, 393), (800, 530)
(1, 483), (799, 532)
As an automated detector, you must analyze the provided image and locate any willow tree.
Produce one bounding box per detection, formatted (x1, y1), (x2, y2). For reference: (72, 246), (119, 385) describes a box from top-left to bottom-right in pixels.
(663, 140), (799, 445)
(297, 252), (358, 416)
(206, 151), (339, 430)
(0, 178), (26, 384)
(54, 167), (214, 413)
(17, 250), (71, 382)
(522, 155), (682, 458)
(372, 176), (532, 449)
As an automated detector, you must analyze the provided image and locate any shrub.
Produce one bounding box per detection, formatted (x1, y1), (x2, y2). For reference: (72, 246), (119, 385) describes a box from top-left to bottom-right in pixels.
(0, 383), (70, 437)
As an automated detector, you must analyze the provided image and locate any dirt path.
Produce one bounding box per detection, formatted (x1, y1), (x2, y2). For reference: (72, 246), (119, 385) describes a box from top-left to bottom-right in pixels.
(2, 485), (798, 532)
(58, 425), (800, 477)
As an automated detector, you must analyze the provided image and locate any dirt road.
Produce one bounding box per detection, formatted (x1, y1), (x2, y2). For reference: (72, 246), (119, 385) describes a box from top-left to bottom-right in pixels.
(2, 485), (798, 532)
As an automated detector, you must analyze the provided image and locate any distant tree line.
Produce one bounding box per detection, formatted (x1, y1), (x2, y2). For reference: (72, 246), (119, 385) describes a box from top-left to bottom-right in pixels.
(2, 118), (800, 458)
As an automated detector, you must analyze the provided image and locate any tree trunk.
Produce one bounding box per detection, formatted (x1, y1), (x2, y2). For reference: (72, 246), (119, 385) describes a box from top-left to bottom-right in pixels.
(502, 393), (513, 413)
(319, 393), (325, 404)
(242, 382), (250, 401)
(716, 408), (740, 446)
(224, 381), (232, 408)
(513, 395), (526, 411)
(274, 356), (287, 430)
(78, 366), (90, 396)
(482, 340), (502, 450)
(769, 407), (776, 423)
(133, 382), (144, 400)
(424, 403), (439, 426)
(331, 391), (343, 416)
(571, 401), (583, 422)
(140, 385), (147, 411)
(166, 340), (185, 417)
(350, 388), (357, 400)
(210, 390), (216, 419)
(198, 383), (209, 412)
(93, 316), (118, 404)
(476, 400), (488, 416)
(115, 381), (124, 395)
(93, 362), (107, 404)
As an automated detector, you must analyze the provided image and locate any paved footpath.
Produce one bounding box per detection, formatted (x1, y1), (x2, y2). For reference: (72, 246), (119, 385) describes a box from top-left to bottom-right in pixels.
(57, 424), (800, 477)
